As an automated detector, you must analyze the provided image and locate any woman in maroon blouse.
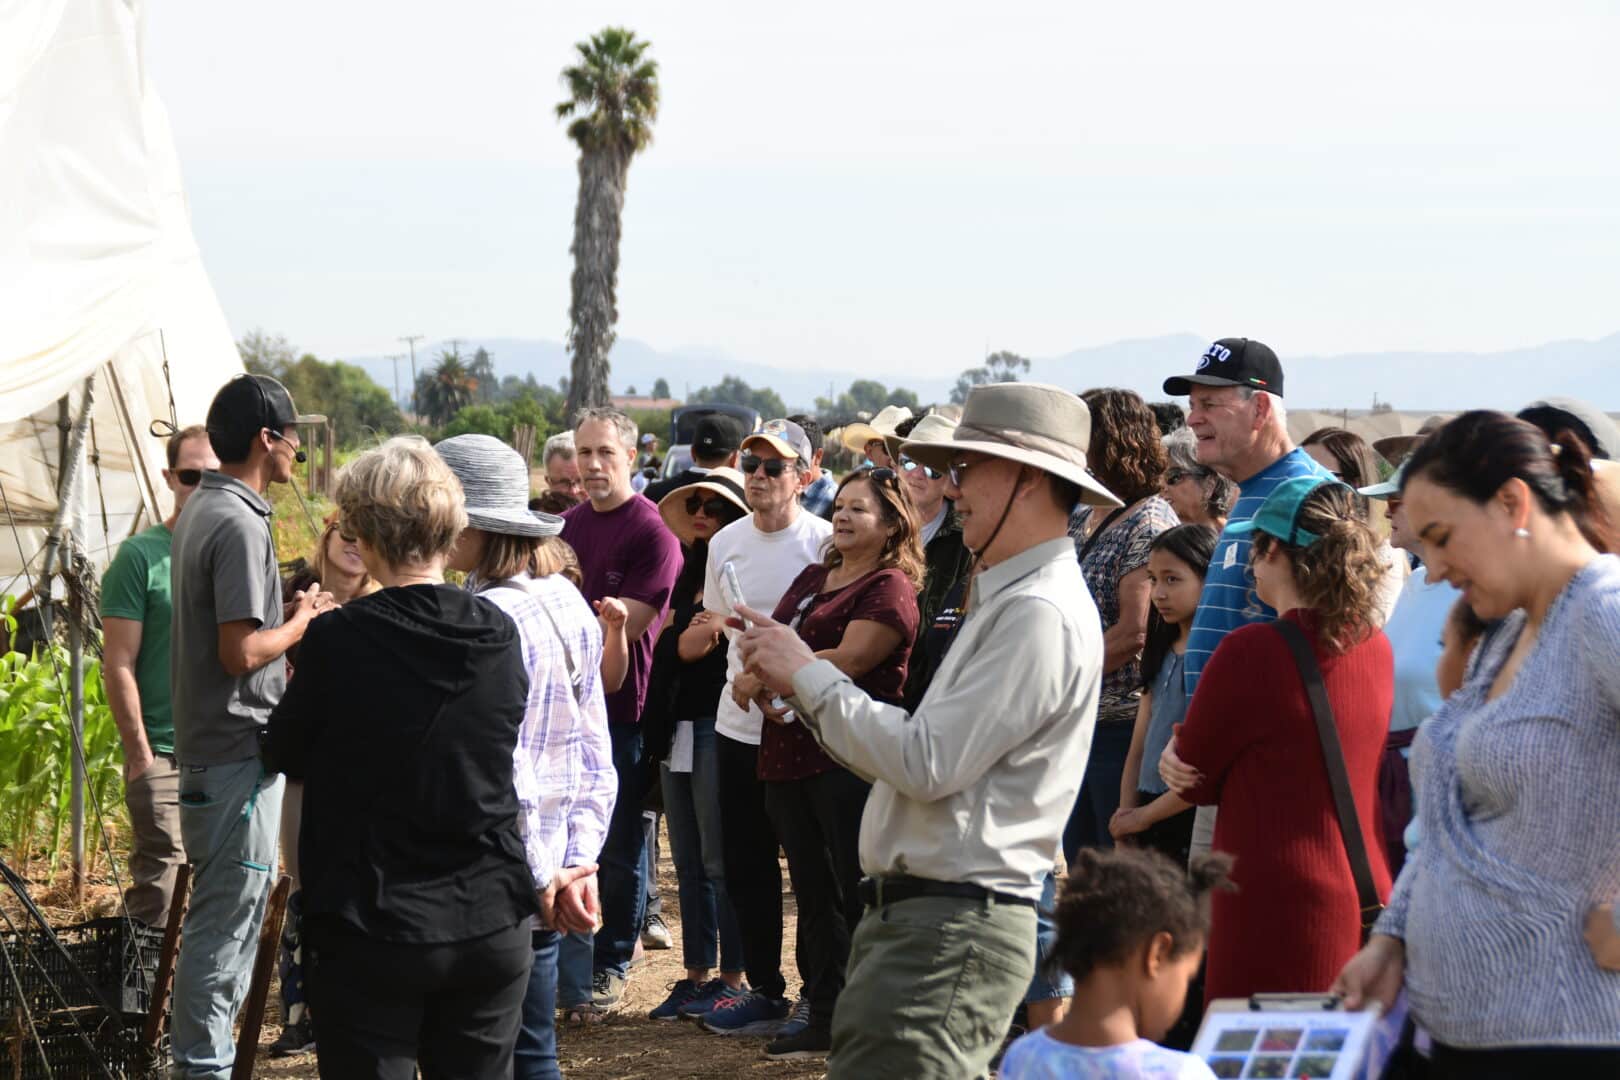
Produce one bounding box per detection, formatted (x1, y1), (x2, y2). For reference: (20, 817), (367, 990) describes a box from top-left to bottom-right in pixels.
(1160, 477), (1393, 1003)
(734, 467), (923, 1058)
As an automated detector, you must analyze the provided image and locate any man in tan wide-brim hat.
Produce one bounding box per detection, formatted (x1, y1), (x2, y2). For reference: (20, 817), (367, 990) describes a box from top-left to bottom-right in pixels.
(838, 404), (913, 469)
(733, 382), (1117, 1078)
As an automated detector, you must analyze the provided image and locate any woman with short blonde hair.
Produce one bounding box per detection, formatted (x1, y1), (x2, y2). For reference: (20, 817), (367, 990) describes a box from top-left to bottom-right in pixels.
(264, 435), (539, 1078)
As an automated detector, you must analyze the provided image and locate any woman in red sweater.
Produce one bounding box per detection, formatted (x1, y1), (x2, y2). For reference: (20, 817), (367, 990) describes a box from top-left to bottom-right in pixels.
(1161, 476), (1393, 1002)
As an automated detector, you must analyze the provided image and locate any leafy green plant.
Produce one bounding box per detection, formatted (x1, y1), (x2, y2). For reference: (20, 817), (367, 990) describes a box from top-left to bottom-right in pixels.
(0, 597), (125, 877)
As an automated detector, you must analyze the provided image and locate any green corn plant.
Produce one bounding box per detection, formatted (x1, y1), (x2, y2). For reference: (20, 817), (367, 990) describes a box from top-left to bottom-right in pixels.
(0, 595), (127, 878)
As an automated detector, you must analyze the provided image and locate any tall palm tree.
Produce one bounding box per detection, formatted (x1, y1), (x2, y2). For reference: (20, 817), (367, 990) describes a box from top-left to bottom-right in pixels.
(556, 27), (659, 423)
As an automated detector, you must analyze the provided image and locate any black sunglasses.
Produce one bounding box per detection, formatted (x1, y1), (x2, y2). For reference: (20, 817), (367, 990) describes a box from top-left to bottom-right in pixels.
(685, 494), (735, 518)
(740, 453), (791, 478)
(174, 469), (202, 487)
(860, 467), (900, 485)
(898, 456), (941, 480)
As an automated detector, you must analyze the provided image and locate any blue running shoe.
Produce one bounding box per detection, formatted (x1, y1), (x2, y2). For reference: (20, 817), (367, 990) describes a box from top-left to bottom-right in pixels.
(702, 990), (791, 1036)
(677, 980), (746, 1019)
(649, 979), (702, 1021)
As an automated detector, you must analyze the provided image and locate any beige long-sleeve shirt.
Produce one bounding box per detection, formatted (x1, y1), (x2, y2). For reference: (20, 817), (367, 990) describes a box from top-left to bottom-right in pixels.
(788, 536), (1104, 900)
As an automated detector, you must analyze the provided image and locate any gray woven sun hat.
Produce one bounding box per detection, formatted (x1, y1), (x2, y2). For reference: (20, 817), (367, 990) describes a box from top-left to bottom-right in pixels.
(434, 434), (564, 538)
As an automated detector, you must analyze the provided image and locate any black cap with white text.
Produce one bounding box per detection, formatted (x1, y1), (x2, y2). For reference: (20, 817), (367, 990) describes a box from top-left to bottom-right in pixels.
(1163, 338), (1285, 398)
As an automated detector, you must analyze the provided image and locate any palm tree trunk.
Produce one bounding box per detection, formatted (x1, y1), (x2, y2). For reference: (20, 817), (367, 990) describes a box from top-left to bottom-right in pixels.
(564, 147), (627, 421)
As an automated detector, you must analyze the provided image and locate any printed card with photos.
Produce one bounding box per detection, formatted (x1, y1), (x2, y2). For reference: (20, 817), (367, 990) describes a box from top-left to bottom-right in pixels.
(1191, 999), (1381, 1080)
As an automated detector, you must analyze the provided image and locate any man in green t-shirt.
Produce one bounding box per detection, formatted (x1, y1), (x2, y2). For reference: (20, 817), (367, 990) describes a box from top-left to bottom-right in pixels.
(101, 424), (217, 927)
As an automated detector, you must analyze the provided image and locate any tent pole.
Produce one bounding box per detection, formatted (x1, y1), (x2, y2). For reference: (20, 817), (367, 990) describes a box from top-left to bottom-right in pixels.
(69, 585), (85, 903)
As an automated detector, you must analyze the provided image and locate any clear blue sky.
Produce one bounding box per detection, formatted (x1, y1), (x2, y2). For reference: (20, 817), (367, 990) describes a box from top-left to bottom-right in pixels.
(148, 1), (1620, 375)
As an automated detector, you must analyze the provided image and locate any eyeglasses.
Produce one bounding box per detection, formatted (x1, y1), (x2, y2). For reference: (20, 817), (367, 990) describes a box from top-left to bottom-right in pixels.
(685, 494), (734, 518)
(1165, 467), (1207, 485)
(547, 476), (583, 491)
(898, 456), (941, 480)
(947, 458), (977, 488)
(174, 469), (202, 487)
(740, 453), (791, 478)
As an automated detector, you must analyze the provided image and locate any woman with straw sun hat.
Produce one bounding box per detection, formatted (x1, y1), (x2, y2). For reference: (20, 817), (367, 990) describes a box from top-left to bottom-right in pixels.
(839, 404), (913, 470)
(640, 468), (755, 1022)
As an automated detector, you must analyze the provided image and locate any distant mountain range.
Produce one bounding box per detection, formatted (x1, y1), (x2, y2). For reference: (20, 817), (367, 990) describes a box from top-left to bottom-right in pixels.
(350, 331), (1620, 414)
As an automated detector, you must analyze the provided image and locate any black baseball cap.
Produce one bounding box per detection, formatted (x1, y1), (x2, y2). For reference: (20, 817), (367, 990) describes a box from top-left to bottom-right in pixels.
(1163, 338), (1285, 398)
(693, 415), (742, 454)
(206, 374), (317, 444)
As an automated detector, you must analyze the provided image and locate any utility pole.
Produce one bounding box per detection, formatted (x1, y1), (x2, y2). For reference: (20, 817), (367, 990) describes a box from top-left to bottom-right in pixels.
(387, 354), (405, 408)
(399, 335), (424, 419)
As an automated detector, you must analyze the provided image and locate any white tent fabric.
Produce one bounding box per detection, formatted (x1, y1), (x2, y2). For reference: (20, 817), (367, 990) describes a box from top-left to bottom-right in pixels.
(0, 0), (242, 593)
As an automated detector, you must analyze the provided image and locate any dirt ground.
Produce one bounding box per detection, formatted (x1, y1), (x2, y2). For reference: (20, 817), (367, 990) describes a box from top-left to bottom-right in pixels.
(253, 825), (825, 1080)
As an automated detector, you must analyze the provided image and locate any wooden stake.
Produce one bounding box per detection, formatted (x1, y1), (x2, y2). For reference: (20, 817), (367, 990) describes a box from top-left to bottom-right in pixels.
(230, 874), (291, 1080)
(143, 863), (191, 1050)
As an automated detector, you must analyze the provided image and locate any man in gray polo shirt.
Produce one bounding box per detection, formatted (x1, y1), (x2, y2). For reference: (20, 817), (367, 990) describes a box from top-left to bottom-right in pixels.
(170, 374), (331, 1079)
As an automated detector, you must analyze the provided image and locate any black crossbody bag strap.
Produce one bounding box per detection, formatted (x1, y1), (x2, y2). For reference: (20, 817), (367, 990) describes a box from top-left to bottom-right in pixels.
(1272, 618), (1384, 938)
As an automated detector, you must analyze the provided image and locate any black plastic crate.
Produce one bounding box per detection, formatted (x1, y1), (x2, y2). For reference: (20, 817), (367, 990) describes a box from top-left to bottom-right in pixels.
(3, 1011), (165, 1080)
(0, 917), (163, 1019)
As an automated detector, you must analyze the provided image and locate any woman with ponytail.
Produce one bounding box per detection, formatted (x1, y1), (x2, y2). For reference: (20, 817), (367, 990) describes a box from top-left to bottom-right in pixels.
(1158, 476), (1393, 1003)
(1334, 411), (1620, 1077)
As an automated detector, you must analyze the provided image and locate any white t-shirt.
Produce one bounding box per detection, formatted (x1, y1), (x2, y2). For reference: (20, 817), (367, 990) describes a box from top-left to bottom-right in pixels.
(999, 1031), (1217, 1080)
(705, 509), (832, 744)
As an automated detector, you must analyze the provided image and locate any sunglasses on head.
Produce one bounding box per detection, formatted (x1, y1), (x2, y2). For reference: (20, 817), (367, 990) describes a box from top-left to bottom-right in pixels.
(859, 467), (900, 486)
(174, 469), (202, 487)
(685, 494), (735, 518)
(898, 456), (941, 480)
(740, 453), (792, 478)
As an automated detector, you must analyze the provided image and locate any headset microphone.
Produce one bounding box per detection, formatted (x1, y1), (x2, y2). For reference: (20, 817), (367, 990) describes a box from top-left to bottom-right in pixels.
(293, 448), (307, 464)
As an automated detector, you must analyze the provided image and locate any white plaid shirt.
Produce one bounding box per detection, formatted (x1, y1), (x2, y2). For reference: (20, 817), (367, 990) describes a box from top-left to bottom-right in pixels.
(475, 572), (616, 890)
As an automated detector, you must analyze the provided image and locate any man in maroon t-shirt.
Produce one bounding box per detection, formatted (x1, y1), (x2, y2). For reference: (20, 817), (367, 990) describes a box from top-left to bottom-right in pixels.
(561, 407), (683, 1007)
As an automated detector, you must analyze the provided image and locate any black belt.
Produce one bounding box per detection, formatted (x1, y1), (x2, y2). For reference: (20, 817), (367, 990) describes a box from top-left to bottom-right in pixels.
(857, 875), (1036, 910)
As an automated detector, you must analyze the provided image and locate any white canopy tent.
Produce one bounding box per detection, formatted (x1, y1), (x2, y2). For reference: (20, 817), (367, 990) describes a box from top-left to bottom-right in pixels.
(1, 0), (242, 597)
(2, 0), (242, 909)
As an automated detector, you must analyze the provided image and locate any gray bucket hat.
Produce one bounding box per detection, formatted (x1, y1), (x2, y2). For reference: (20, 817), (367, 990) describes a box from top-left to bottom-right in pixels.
(900, 383), (1123, 507)
(434, 434), (564, 538)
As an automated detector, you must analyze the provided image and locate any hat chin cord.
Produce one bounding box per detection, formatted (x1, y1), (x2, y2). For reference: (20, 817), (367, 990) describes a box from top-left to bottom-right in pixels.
(963, 474), (1024, 593)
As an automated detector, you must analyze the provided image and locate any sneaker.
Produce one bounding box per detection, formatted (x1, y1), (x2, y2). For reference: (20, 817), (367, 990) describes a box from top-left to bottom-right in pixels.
(701, 990), (791, 1036)
(764, 1023), (831, 1061)
(641, 912), (674, 950)
(649, 979), (704, 1021)
(268, 1018), (315, 1058)
(774, 996), (811, 1039)
(677, 979), (747, 1019)
(592, 968), (627, 1008)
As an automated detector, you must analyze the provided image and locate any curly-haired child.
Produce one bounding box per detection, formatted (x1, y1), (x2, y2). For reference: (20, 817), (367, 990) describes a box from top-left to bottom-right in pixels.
(999, 846), (1234, 1079)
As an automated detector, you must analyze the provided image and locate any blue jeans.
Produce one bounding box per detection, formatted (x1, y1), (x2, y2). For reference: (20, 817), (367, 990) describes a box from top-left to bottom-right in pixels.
(513, 928), (561, 1080)
(661, 717), (743, 973)
(1063, 716), (1135, 861)
(171, 758), (285, 1079)
(1023, 869), (1074, 1003)
(593, 723), (648, 978)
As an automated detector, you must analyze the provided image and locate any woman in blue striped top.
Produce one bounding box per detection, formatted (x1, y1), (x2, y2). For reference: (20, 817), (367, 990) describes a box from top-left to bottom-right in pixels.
(1333, 411), (1620, 1077)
